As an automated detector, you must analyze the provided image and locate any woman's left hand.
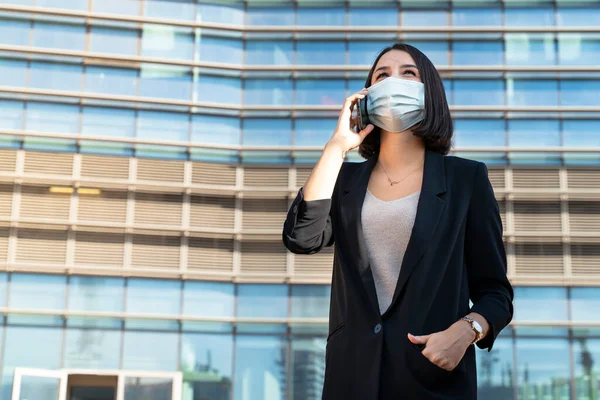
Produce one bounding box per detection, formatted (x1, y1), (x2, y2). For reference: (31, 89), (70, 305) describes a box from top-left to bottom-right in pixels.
(407, 321), (476, 371)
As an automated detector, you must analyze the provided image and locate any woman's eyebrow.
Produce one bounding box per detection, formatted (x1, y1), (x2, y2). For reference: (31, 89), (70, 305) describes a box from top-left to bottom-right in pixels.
(401, 64), (418, 69)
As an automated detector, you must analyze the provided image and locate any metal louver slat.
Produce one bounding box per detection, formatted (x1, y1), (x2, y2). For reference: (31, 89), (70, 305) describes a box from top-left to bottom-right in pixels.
(16, 228), (67, 264)
(131, 234), (180, 269)
(189, 195), (235, 229)
(294, 247), (334, 276)
(240, 241), (287, 275)
(488, 169), (505, 190)
(134, 192), (183, 226)
(244, 168), (288, 187)
(20, 186), (71, 220)
(242, 198), (288, 230)
(0, 150), (17, 173)
(295, 168), (312, 188)
(74, 231), (125, 266)
(187, 236), (234, 272)
(514, 243), (563, 276)
(78, 190), (127, 223)
(571, 244), (600, 276)
(567, 169), (600, 189)
(512, 169), (560, 189)
(192, 162), (236, 186)
(0, 226), (9, 262)
(80, 154), (130, 180)
(513, 201), (562, 232)
(569, 202), (600, 233)
(0, 184), (13, 217)
(136, 159), (184, 183)
(24, 151), (73, 176)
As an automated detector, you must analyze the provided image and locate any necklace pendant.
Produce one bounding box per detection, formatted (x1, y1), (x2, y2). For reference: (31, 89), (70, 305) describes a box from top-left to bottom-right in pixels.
(388, 178), (399, 186)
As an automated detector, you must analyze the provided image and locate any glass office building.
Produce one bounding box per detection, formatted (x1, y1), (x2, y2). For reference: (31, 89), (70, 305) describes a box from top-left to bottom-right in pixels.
(0, 0), (599, 399)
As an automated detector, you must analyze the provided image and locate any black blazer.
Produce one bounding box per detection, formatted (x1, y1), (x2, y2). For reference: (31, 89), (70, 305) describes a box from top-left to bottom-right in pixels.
(282, 149), (514, 400)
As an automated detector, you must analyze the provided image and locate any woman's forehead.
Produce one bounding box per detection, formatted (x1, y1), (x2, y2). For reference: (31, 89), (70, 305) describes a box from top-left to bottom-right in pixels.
(376, 50), (415, 68)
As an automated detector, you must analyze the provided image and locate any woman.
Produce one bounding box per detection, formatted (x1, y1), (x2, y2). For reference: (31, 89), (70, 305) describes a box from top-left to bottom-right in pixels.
(282, 43), (514, 399)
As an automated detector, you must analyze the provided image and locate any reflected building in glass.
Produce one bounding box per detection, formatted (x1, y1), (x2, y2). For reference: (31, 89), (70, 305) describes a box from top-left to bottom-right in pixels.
(0, 0), (598, 399)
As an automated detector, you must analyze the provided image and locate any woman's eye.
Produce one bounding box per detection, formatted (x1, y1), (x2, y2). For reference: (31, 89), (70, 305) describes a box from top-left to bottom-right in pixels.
(376, 72), (389, 80)
(404, 70), (417, 76)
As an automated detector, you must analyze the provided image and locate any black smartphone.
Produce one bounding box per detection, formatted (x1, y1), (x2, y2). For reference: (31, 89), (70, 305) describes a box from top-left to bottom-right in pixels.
(356, 95), (370, 132)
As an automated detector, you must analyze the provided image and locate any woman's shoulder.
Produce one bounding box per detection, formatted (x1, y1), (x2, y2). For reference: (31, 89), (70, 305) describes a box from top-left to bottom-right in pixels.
(442, 154), (483, 174)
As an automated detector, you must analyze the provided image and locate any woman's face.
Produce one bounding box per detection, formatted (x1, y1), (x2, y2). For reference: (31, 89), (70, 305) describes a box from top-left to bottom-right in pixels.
(370, 49), (422, 87)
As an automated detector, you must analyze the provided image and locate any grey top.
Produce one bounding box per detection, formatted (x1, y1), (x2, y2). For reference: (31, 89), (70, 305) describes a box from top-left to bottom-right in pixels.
(361, 188), (420, 315)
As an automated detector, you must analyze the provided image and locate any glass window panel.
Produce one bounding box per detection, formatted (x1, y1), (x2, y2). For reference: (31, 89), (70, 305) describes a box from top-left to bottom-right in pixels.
(454, 79), (505, 106)
(571, 287), (600, 321)
(508, 120), (560, 147)
(246, 41), (294, 65)
(9, 273), (66, 310)
(68, 276), (125, 312)
(32, 22), (85, 50)
(237, 284), (288, 318)
(505, 34), (556, 66)
(401, 10), (448, 26)
(29, 61), (82, 92)
(508, 79), (558, 106)
(349, 7), (398, 26)
(191, 114), (240, 145)
(245, 79), (293, 105)
(0, 19), (30, 46)
(196, 75), (242, 104)
(295, 119), (336, 147)
(181, 333), (234, 399)
(476, 335), (514, 399)
(0, 59), (27, 87)
(573, 337), (600, 399)
(296, 42), (346, 65)
(197, 2), (244, 25)
(25, 102), (79, 133)
(349, 41), (391, 65)
(141, 25), (194, 60)
(234, 336), (287, 400)
(137, 110), (188, 144)
(560, 80), (600, 106)
(198, 36), (243, 64)
(558, 34), (600, 66)
(0, 100), (24, 130)
(454, 119), (505, 147)
(563, 120), (600, 147)
(452, 7), (502, 26)
(290, 285), (331, 318)
(123, 330), (178, 371)
(296, 79), (345, 105)
(63, 326), (121, 369)
(144, 0), (195, 20)
(452, 41), (503, 65)
(0, 273), (6, 306)
(125, 278), (181, 315)
(242, 118), (292, 146)
(84, 66), (137, 96)
(405, 41), (449, 66)
(557, 7), (600, 26)
(81, 107), (135, 156)
(290, 337), (326, 400)
(36, 0), (87, 10)
(139, 65), (191, 100)
(90, 26), (139, 56)
(247, 7), (295, 26)
(92, 0), (139, 15)
(182, 281), (235, 317)
(505, 7), (555, 27)
(297, 8), (345, 26)
(348, 78), (367, 95)
(513, 287), (568, 322)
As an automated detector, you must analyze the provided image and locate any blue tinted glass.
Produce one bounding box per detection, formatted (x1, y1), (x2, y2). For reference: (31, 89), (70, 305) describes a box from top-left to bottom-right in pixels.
(123, 330), (179, 370)
(234, 336), (287, 400)
(476, 336), (513, 399)
(126, 278), (181, 315)
(237, 284), (288, 318)
(32, 22), (85, 50)
(290, 338), (326, 399)
(9, 273), (66, 310)
(0, 100), (24, 130)
(191, 115), (240, 145)
(505, 34), (556, 66)
(349, 42), (390, 65)
(508, 120), (560, 147)
(81, 106), (135, 153)
(454, 119), (505, 147)
(245, 79), (293, 105)
(296, 42), (345, 65)
(559, 34), (600, 66)
(68, 276), (124, 312)
(242, 119), (292, 146)
(454, 80), (504, 106)
(29, 61), (82, 91)
(144, 0), (195, 20)
(405, 41), (449, 65)
(181, 333), (234, 398)
(402, 10), (447, 26)
(37, 0), (87, 10)
(295, 119), (337, 147)
(0, 19), (30, 46)
(513, 287), (568, 321)
(349, 8), (398, 26)
(139, 65), (191, 100)
(182, 281), (234, 317)
(505, 7), (555, 26)
(509, 79), (558, 106)
(0, 59), (27, 87)
(247, 8), (294, 25)
(0, 273), (6, 307)
(246, 41), (293, 65)
(296, 79), (345, 105)
(563, 120), (600, 146)
(452, 41), (503, 65)
(197, 3), (244, 25)
(297, 8), (345, 25)
(25, 102), (79, 133)
(199, 36), (243, 64)
(141, 26), (193, 60)
(196, 75), (242, 104)
(85, 66), (137, 96)
(290, 284), (331, 318)
(557, 7), (600, 26)
(571, 287), (600, 321)
(452, 7), (502, 26)
(573, 338), (600, 399)
(137, 110), (188, 142)
(63, 327), (121, 369)
(89, 27), (138, 55)
(92, 0), (139, 15)
(560, 80), (600, 106)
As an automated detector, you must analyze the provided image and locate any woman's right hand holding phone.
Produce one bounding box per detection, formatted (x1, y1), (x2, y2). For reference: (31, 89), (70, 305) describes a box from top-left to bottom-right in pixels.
(326, 88), (374, 155)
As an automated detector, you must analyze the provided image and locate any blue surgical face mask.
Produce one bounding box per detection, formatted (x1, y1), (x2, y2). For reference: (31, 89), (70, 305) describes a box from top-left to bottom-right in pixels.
(366, 77), (425, 133)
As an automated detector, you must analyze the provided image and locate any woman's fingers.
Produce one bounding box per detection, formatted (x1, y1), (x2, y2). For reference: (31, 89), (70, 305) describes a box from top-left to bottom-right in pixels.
(340, 89), (368, 121)
(358, 123), (374, 139)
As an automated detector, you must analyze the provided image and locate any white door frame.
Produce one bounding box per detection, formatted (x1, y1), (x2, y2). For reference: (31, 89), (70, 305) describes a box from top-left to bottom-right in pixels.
(12, 368), (68, 400)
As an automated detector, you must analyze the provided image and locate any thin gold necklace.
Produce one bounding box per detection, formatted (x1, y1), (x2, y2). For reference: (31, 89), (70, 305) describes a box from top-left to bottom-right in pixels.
(379, 158), (424, 187)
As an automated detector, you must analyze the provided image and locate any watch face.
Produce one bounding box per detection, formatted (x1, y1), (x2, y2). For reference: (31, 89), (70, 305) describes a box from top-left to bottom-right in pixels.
(473, 320), (483, 333)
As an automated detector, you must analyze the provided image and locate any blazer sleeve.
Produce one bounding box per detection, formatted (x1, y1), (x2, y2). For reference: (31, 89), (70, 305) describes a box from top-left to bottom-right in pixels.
(466, 162), (514, 352)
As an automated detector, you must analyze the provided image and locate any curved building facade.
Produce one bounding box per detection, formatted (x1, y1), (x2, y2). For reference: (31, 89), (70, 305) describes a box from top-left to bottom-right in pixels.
(0, 0), (599, 399)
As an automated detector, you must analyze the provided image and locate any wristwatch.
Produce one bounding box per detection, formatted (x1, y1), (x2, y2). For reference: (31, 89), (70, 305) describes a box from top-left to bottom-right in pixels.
(460, 316), (483, 344)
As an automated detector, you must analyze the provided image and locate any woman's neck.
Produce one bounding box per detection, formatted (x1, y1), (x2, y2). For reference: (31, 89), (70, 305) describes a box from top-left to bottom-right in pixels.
(377, 129), (426, 169)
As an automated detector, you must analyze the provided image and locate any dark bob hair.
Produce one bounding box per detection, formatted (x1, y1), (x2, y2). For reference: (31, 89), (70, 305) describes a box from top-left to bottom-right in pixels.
(358, 43), (453, 159)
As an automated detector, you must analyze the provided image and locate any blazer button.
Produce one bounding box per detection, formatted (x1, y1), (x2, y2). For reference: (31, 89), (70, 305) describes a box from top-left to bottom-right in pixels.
(374, 323), (382, 334)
